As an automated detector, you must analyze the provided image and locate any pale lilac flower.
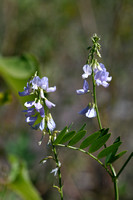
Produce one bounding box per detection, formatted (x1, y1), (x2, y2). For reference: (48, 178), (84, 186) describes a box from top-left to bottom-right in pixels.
(82, 64), (92, 79)
(86, 107), (96, 118)
(31, 76), (41, 90)
(18, 83), (32, 96)
(47, 114), (56, 131)
(79, 106), (96, 118)
(40, 77), (56, 93)
(40, 77), (49, 90)
(76, 80), (89, 95)
(94, 63), (112, 87)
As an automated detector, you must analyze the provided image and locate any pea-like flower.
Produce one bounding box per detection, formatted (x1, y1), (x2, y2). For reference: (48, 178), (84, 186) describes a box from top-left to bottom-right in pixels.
(18, 83), (32, 96)
(82, 64), (92, 79)
(94, 63), (112, 87)
(47, 113), (56, 131)
(76, 80), (89, 95)
(79, 106), (96, 118)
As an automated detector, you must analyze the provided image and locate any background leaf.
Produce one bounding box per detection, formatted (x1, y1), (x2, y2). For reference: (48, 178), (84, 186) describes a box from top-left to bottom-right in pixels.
(0, 54), (39, 104)
(8, 155), (42, 200)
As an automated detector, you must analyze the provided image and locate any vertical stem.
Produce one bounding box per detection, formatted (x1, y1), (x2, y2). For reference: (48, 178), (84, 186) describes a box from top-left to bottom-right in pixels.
(91, 70), (119, 200)
(92, 70), (102, 129)
(51, 138), (63, 200)
(44, 102), (63, 200)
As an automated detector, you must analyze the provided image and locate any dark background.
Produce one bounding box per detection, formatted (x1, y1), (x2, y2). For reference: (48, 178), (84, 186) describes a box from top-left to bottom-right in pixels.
(0, 0), (133, 199)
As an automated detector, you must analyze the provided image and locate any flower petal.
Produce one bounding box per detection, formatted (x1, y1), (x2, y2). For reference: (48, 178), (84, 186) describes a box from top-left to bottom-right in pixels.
(79, 106), (89, 115)
(24, 101), (35, 108)
(40, 77), (49, 90)
(76, 89), (85, 95)
(86, 108), (96, 118)
(83, 80), (89, 92)
(46, 86), (56, 93)
(31, 76), (41, 90)
(47, 114), (56, 131)
(45, 99), (56, 109)
(82, 64), (92, 79)
(39, 118), (45, 131)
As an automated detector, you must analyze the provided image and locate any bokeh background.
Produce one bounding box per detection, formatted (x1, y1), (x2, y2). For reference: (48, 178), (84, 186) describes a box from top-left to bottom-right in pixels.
(0, 0), (133, 199)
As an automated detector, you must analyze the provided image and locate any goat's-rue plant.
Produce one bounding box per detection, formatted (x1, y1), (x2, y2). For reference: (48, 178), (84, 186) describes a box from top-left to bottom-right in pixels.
(19, 73), (63, 200)
(19, 34), (132, 200)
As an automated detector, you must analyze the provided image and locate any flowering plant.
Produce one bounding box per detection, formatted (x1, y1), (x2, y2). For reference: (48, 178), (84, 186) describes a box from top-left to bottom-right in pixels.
(19, 34), (132, 200)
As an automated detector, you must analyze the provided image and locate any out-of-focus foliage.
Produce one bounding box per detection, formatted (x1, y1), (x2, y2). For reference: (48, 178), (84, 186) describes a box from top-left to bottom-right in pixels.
(0, 0), (133, 199)
(0, 54), (39, 104)
(8, 155), (42, 200)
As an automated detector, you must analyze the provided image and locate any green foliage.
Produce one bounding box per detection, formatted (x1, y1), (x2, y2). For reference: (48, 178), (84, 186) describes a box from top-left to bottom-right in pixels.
(0, 54), (39, 104)
(54, 127), (68, 145)
(68, 130), (86, 146)
(60, 131), (75, 144)
(0, 91), (12, 105)
(80, 130), (100, 149)
(98, 141), (122, 159)
(54, 125), (126, 166)
(8, 155), (42, 200)
(88, 133), (111, 153)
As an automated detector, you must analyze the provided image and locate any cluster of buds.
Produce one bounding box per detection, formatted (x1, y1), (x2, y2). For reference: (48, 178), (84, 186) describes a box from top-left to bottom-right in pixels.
(19, 73), (56, 132)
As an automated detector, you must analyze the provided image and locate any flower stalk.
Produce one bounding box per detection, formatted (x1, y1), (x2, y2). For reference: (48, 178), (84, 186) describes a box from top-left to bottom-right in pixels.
(90, 35), (119, 200)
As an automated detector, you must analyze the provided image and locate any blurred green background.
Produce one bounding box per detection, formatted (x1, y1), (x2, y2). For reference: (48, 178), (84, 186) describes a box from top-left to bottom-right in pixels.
(0, 0), (133, 199)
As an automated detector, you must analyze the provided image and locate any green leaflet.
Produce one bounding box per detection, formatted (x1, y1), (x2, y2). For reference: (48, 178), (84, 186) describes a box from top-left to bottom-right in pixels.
(53, 127), (68, 145)
(105, 137), (121, 165)
(89, 133), (111, 153)
(78, 123), (86, 131)
(98, 141), (122, 159)
(68, 130), (86, 146)
(80, 130), (100, 149)
(109, 151), (127, 163)
(99, 128), (109, 137)
(60, 131), (75, 144)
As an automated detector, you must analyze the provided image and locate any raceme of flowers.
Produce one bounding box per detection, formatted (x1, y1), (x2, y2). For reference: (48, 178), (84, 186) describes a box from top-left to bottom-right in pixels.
(19, 74), (56, 132)
(76, 63), (112, 118)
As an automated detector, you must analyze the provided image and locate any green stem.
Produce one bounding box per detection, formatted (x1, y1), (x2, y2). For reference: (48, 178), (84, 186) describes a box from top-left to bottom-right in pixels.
(91, 68), (119, 200)
(116, 152), (133, 178)
(92, 70), (102, 129)
(51, 138), (63, 200)
(110, 165), (119, 200)
(58, 144), (113, 178)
